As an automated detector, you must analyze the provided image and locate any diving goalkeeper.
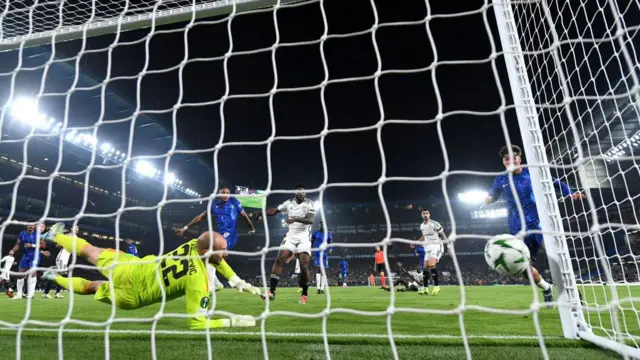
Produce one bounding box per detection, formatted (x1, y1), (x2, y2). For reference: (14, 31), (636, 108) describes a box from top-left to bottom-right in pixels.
(41, 223), (259, 329)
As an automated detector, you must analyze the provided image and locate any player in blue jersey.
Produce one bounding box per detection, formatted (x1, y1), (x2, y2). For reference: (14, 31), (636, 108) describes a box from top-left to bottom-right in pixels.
(311, 222), (332, 294)
(485, 145), (585, 306)
(125, 239), (138, 257)
(177, 186), (256, 248)
(10, 222), (50, 299)
(177, 186), (256, 290)
(337, 256), (349, 288)
(410, 241), (425, 271)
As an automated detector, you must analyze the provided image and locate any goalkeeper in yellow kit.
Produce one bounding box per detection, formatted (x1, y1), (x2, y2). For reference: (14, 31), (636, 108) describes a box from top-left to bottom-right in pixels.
(41, 222), (259, 329)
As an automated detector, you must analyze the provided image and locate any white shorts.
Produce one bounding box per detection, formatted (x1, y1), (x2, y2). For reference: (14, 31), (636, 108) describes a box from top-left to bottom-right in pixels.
(280, 235), (311, 255)
(0, 270), (9, 281)
(424, 244), (444, 262)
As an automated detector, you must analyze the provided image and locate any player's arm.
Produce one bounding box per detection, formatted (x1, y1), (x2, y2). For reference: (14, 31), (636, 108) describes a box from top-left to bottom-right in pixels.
(177, 211), (207, 236)
(11, 239), (22, 254)
(485, 177), (503, 204)
(185, 285), (232, 330)
(552, 177), (586, 200)
(235, 199), (256, 234)
(286, 212), (315, 225)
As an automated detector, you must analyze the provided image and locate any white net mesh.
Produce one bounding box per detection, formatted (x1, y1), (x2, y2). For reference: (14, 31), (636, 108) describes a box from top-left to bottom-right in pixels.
(508, 0), (640, 355)
(0, 0), (639, 359)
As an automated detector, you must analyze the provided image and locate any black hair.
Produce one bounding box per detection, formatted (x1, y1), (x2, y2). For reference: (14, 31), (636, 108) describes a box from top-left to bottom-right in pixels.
(294, 183), (305, 190)
(218, 184), (231, 192)
(499, 145), (522, 158)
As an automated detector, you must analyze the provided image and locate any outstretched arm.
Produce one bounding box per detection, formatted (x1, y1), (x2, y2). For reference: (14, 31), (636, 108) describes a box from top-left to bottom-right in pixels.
(10, 239), (22, 255)
(265, 208), (280, 216)
(177, 211), (207, 236)
(553, 178), (586, 200)
(240, 210), (256, 234)
(186, 285), (254, 330)
(485, 177), (503, 204)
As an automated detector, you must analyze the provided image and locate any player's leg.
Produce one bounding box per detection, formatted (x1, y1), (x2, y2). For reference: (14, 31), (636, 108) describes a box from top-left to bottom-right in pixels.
(42, 270), (104, 295)
(25, 256), (42, 299)
(342, 272), (347, 287)
(42, 269), (55, 298)
(428, 256), (441, 296)
(297, 251), (311, 304)
(43, 223), (104, 265)
(321, 254), (329, 292)
(523, 233), (553, 307)
(262, 238), (295, 300)
(378, 265), (386, 288)
(420, 258), (431, 295)
(313, 251), (322, 293)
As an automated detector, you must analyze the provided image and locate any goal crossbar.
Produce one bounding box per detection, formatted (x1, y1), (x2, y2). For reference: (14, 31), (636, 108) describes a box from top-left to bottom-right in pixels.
(0, 0), (303, 53)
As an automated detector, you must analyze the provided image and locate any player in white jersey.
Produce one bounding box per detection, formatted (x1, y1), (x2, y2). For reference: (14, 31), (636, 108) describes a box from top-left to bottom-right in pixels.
(1, 253), (15, 298)
(417, 209), (447, 296)
(43, 225), (77, 299)
(261, 184), (316, 304)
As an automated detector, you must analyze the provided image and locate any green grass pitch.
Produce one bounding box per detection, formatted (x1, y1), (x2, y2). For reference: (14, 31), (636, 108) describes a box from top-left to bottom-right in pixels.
(0, 286), (634, 359)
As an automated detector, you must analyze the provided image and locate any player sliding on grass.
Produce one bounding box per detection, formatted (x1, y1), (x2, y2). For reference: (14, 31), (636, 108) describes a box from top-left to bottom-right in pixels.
(485, 145), (585, 307)
(41, 223), (259, 329)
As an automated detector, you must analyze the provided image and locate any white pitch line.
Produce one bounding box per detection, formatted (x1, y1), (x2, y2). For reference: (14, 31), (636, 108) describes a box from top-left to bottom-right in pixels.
(0, 327), (563, 340)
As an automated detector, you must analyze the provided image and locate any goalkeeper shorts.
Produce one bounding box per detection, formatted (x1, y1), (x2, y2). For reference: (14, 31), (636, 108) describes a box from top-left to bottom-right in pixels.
(94, 249), (140, 310)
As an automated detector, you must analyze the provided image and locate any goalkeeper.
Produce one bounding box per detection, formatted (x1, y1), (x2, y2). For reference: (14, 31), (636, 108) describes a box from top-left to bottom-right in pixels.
(41, 223), (258, 329)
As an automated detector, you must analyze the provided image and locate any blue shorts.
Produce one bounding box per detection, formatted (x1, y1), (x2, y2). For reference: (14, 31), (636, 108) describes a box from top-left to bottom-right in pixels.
(18, 254), (40, 270)
(313, 251), (329, 268)
(340, 271), (347, 279)
(221, 230), (238, 249)
(510, 221), (543, 262)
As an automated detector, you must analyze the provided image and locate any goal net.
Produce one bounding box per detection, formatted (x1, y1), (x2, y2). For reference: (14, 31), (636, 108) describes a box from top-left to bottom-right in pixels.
(0, 0), (639, 359)
(498, 0), (640, 356)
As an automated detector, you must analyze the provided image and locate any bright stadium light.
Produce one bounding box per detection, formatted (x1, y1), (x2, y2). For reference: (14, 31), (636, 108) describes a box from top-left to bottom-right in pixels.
(470, 208), (508, 219)
(64, 130), (76, 141)
(135, 160), (156, 177)
(458, 190), (488, 204)
(164, 172), (176, 185)
(101, 143), (111, 153)
(10, 97), (42, 124)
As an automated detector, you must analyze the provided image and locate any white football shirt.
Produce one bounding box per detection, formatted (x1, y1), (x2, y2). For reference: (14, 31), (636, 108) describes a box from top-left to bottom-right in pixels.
(1, 255), (14, 272)
(420, 220), (444, 246)
(277, 198), (315, 236)
(56, 249), (71, 269)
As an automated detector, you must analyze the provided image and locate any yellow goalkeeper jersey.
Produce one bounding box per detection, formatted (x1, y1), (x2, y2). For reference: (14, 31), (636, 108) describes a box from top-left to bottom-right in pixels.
(130, 239), (215, 329)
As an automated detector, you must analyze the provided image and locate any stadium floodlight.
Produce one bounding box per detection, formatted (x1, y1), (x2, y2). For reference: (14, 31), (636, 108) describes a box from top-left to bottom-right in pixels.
(115, 151), (121, 156)
(457, 190), (488, 204)
(101, 143), (111, 153)
(135, 161), (156, 178)
(64, 130), (76, 141)
(10, 97), (40, 124)
(470, 208), (508, 219)
(164, 172), (176, 185)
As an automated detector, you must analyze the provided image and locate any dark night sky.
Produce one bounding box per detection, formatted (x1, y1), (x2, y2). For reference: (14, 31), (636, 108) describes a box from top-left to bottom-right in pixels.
(0, 0), (528, 205)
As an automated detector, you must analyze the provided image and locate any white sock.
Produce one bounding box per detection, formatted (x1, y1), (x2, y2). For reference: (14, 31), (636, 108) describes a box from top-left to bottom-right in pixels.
(536, 278), (551, 291)
(316, 273), (321, 289)
(16, 278), (24, 296)
(321, 275), (327, 290)
(27, 276), (37, 298)
(343, 282), (347, 287)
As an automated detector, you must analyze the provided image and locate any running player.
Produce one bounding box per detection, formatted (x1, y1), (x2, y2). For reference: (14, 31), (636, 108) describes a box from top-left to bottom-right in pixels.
(485, 145), (585, 306)
(261, 184), (315, 304)
(42, 223), (258, 329)
(417, 209), (446, 296)
(311, 222), (332, 294)
(0, 252), (15, 298)
(11, 222), (50, 299)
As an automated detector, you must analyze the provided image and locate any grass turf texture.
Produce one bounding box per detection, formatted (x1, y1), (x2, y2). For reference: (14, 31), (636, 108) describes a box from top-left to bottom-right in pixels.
(0, 286), (633, 359)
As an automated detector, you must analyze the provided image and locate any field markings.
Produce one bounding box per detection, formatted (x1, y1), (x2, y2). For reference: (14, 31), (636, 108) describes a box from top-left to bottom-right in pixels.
(0, 327), (563, 340)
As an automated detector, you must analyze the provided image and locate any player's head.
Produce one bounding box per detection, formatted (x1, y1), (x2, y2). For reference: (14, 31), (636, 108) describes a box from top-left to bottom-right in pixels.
(421, 209), (430, 221)
(375, 246), (381, 252)
(218, 186), (231, 202)
(499, 145), (522, 169)
(125, 239), (134, 245)
(294, 184), (306, 202)
(26, 219), (37, 232)
(318, 221), (324, 231)
(197, 231), (227, 265)
(37, 223), (45, 233)
(342, 255), (346, 260)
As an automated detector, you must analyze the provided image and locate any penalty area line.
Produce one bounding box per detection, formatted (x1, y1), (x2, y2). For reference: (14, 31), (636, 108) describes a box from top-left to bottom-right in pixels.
(0, 327), (562, 340)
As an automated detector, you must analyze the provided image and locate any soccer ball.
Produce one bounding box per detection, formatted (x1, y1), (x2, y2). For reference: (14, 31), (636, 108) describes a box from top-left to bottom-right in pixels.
(484, 234), (530, 276)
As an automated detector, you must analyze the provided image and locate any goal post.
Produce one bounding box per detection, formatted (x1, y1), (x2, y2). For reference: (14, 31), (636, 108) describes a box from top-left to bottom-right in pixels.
(0, 0), (303, 52)
(493, 0), (640, 357)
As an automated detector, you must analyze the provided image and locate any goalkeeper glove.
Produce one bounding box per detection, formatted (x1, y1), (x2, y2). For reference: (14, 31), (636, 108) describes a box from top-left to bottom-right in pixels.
(235, 280), (261, 295)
